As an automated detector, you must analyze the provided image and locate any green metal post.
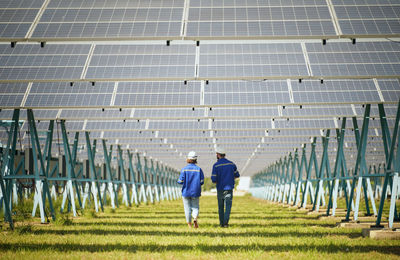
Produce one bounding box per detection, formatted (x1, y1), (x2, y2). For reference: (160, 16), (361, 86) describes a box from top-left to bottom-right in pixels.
(327, 118), (346, 216)
(344, 105), (370, 221)
(312, 130), (330, 212)
(28, 110), (55, 221)
(0, 109), (19, 229)
(301, 137), (317, 208)
(127, 150), (139, 205)
(85, 132), (104, 212)
(102, 140), (118, 208)
(117, 145), (131, 207)
(60, 120), (83, 213)
(375, 101), (400, 227)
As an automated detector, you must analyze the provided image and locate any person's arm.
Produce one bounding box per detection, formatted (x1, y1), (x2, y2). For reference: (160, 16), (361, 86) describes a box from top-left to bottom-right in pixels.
(234, 164), (240, 178)
(211, 165), (217, 183)
(177, 169), (185, 184)
(200, 169), (204, 185)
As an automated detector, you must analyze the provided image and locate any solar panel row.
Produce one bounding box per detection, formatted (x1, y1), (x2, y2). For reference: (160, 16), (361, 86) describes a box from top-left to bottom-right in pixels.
(0, 41), (399, 81)
(0, 0), (399, 39)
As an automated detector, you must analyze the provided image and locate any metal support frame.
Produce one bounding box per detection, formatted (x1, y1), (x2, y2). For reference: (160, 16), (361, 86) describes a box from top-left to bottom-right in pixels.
(136, 153), (148, 203)
(150, 159), (160, 203)
(117, 145), (131, 207)
(0, 109), (20, 229)
(250, 100), (400, 229)
(60, 121), (82, 216)
(374, 101), (400, 228)
(85, 132), (104, 212)
(27, 110), (56, 222)
(0, 109), (180, 228)
(127, 150), (139, 205)
(102, 140), (118, 209)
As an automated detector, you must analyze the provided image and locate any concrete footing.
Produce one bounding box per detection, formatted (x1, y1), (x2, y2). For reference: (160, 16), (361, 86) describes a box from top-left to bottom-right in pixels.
(306, 211), (325, 216)
(337, 222), (400, 229)
(362, 228), (400, 239)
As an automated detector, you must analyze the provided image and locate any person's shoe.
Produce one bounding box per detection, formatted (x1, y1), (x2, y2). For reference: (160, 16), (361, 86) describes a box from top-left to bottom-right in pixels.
(187, 223), (192, 228)
(193, 219), (198, 228)
(223, 224), (229, 228)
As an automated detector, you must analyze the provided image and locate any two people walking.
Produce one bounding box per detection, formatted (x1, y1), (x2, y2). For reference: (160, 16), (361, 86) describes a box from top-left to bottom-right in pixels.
(177, 147), (240, 228)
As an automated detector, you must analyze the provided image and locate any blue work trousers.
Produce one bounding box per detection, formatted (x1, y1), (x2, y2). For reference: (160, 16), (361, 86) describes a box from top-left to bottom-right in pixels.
(217, 190), (233, 226)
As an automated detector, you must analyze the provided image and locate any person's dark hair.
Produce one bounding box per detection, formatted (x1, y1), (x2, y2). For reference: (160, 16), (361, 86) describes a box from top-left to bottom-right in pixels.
(217, 153), (225, 158)
(187, 159), (197, 164)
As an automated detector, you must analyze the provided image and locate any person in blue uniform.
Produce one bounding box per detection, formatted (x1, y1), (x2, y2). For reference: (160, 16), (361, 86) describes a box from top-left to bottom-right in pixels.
(211, 147), (240, 228)
(177, 151), (204, 228)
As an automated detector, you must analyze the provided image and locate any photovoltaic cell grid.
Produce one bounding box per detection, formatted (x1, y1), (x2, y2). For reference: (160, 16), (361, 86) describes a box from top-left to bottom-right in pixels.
(33, 0), (184, 39)
(209, 107), (280, 118)
(3, 104), (391, 121)
(0, 0), (43, 38)
(291, 79), (381, 103)
(0, 44), (90, 81)
(187, 0), (336, 38)
(0, 41), (399, 83)
(332, 0), (400, 36)
(86, 44), (196, 80)
(1, 0), (400, 42)
(199, 43), (308, 79)
(379, 79), (400, 102)
(0, 79), (398, 109)
(204, 80), (291, 105)
(306, 41), (400, 77)
(115, 81), (201, 106)
(25, 82), (114, 107)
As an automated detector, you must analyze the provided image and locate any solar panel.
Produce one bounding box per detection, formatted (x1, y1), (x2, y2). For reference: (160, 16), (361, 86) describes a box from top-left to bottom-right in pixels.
(134, 107), (204, 118)
(24, 82), (114, 107)
(292, 79), (381, 103)
(0, 44), (90, 81)
(332, 0), (400, 36)
(282, 105), (355, 117)
(103, 131), (154, 139)
(209, 107), (279, 118)
(0, 0), (42, 38)
(149, 120), (209, 130)
(306, 41), (400, 77)
(213, 119), (272, 130)
(115, 81), (201, 107)
(33, 0), (184, 39)
(0, 83), (28, 93)
(0, 95), (24, 107)
(378, 79), (400, 102)
(85, 120), (146, 131)
(30, 82), (114, 93)
(86, 44), (196, 80)
(187, 0), (336, 38)
(61, 108), (131, 119)
(200, 43), (308, 79)
(274, 118), (336, 129)
(25, 94), (112, 107)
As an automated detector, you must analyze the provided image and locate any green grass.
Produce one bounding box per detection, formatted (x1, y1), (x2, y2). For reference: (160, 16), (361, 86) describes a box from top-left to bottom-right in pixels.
(1, 195), (400, 259)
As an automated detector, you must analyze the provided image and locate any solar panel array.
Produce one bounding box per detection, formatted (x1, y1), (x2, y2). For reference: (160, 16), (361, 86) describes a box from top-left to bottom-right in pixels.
(0, 0), (400, 176)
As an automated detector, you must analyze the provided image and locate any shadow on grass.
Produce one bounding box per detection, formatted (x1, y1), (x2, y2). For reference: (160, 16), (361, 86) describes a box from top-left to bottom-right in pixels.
(95, 215), (320, 221)
(70, 221), (335, 228)
(0, 241), (397, 254)
(30, 227), (358, 238)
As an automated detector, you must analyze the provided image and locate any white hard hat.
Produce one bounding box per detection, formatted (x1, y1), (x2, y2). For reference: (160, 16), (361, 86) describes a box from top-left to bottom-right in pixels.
(215, 147), (226, 154)
(187, 151), (197, 159)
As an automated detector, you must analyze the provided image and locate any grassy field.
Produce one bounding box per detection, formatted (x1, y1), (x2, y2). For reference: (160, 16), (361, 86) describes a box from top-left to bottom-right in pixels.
(0, 194), (399, 259)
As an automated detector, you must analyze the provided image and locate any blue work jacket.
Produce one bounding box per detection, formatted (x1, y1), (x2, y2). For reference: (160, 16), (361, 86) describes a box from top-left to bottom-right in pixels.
(211, 158), (240, 191)
(177, 163), (204, 197)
